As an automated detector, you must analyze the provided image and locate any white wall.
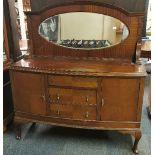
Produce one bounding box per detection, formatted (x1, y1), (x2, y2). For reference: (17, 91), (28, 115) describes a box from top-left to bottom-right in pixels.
(60, 12), (104, 40)
(103, 16), (116, 44)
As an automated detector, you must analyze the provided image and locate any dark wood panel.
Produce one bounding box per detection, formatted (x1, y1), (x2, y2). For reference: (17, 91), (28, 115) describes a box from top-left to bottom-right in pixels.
(4, 0), (22, 61)
(3, 69), (10, 84)
(3, 70), (13, 119)
(3, 15), (10, 65)
(29, 0), (145, 14)
(3, 83), (13, 118)
(3, 69), (14, 131)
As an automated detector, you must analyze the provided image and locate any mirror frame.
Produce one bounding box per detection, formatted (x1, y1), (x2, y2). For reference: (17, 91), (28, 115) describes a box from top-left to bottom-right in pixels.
(25, 2), (144, 61)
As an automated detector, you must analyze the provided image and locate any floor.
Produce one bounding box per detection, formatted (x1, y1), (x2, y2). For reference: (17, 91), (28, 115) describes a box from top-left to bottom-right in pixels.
(3, 75), (151, 155)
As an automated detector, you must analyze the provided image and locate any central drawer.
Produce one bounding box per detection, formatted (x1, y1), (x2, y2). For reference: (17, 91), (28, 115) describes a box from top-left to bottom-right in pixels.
(48, 75), (98, 88)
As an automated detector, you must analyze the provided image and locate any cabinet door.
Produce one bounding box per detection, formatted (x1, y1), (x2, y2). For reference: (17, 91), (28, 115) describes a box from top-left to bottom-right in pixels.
(101, 78), (140, 121)
(11, 71), (46, 115)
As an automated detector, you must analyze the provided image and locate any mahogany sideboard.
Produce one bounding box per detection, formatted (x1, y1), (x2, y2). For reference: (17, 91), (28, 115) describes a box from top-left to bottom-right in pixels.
(10, 0), (147, 154)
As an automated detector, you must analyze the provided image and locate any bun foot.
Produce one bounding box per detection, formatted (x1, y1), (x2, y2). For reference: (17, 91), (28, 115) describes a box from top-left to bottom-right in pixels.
(132, 148), (139, 154)
(118, 130), (142, 154)
(16, 135), (21, 140)
(132, 131), (142, 154)
(14, 121), (21, 140)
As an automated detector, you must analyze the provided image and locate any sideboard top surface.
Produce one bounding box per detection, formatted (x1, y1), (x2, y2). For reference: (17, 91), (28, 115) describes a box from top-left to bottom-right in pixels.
(10, 57), (147, 77)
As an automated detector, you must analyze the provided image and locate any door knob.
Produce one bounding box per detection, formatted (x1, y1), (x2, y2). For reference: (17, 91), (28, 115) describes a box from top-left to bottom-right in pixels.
(56, 94), (60, 100)
(86, 96), (89, 102)
(41, 95), (46, 101)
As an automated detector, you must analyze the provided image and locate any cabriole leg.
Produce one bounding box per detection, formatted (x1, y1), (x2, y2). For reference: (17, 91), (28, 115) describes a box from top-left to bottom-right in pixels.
(14, 122), (21, 140)
(118, 130), (142, 154)
(132, 131), (142, 154)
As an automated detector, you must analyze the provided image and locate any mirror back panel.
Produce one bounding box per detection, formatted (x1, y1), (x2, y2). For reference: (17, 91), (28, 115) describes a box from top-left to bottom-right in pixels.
(26, 2), (144, 61)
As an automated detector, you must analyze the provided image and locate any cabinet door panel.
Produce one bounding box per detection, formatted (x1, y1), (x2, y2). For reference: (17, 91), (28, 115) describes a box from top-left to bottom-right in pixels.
(101, 78), (140, 121)
(12, 72), (46, 115)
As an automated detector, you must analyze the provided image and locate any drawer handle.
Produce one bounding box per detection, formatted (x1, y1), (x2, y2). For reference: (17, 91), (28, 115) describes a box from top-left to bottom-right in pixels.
(57, 110), (60, 115)
(41, 95), (46, 101)
(85, 112), (89, 118)
(86, 96), (89, 102)
(102, 98), (104, 106)
(56, 94), (60, 100)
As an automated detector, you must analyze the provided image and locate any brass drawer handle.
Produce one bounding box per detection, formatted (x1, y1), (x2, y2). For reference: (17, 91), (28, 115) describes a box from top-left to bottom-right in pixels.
(85, 112), (89, 118)
(56, 94), (60, 100)
(102, 98), (104, 106)
(86, 96), (89, 102)
(41, 95), (46, 101)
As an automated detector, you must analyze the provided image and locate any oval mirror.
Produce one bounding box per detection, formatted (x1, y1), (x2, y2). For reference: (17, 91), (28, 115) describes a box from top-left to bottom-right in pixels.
(39, 12), (129, 50)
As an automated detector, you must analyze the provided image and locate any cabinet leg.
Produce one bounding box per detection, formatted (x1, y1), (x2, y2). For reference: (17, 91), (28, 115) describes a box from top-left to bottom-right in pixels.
(132, 131), (142, 154)
(118, 130), (142, 154)
(14, 122), (21, 140)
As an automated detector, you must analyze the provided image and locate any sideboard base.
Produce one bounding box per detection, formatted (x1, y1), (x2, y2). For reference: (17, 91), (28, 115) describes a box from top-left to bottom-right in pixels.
(14, 115), (142, 154)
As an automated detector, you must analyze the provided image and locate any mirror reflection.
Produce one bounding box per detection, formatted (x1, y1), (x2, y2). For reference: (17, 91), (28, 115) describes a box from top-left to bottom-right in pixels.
(39, 12), (129, 49)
